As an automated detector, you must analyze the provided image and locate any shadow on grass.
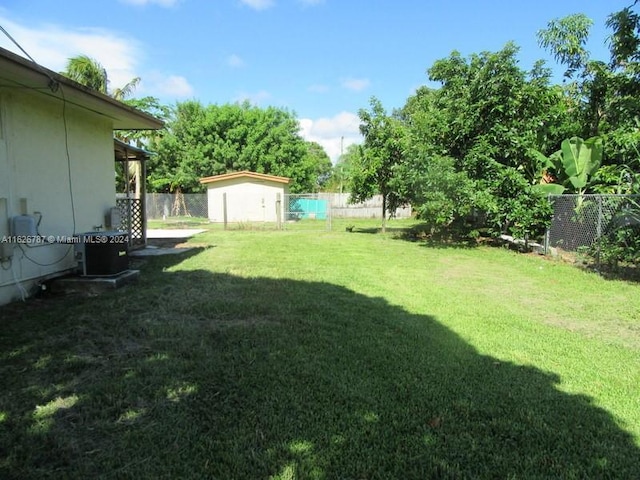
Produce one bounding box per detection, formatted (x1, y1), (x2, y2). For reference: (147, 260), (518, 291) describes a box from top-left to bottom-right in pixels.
(145, 236), (213, 249)
(348, 223), (482, 250)
(577, 261), (640, 284)
(1, 259), (639, 478)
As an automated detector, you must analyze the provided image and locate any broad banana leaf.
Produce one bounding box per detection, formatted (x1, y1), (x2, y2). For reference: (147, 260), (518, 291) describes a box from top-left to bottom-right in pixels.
(560, 136), (603, 191)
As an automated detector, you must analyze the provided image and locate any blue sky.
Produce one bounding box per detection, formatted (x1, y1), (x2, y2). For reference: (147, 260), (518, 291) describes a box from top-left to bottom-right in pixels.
(0, 0), (632, 161)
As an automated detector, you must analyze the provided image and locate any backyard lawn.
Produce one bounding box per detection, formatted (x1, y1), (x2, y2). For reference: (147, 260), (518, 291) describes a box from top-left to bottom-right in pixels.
(1, 220), (639, 479)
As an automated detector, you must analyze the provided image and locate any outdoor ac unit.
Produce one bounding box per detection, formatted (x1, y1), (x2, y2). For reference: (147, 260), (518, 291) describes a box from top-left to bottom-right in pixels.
(74, 231), (129, 276)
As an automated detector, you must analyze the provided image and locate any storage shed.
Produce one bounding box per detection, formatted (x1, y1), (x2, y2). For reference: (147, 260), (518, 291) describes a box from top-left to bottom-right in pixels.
(199, 171), (290, 224)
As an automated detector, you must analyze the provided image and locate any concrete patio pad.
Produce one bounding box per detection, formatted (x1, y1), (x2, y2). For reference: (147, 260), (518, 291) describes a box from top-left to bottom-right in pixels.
(130, 228), (207, 257)
(146, 228), (207, 239)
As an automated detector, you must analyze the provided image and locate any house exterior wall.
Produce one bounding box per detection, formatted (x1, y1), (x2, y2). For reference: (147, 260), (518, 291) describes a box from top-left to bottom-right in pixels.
(0, 88), (116, 305)
(205, 178), (287, 223)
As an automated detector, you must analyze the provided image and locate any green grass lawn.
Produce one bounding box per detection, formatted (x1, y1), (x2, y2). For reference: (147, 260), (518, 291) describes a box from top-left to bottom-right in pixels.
(1, 221), (639, 479)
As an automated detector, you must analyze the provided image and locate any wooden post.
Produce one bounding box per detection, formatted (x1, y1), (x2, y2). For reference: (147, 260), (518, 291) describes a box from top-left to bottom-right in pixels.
(223, 192), (228, 230)
(276, 193), (282, 230)
(141, 158), (147, 247)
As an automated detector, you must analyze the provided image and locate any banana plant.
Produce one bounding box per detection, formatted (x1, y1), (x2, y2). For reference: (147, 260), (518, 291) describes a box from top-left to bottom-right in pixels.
(531, 136), (603, 197)
(557, 136), (603, 194)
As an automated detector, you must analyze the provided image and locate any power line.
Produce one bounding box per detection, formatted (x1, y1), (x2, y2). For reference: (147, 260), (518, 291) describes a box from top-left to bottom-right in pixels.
(0, 23), (59, 92)
(0, 24), (37, 63)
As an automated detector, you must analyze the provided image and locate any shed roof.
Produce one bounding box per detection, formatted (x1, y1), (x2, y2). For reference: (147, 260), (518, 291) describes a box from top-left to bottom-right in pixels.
(0, 46), (163, 130)
(200, 170), (290, 185)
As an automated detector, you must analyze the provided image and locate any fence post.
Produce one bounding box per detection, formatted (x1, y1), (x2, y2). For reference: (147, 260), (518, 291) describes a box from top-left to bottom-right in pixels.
(544, 228), (550, 255)
(223, 192), (228, 230)
(276, 193), (282, 230)
(596, 196), (603, 268)
(544, 194), (551, 255)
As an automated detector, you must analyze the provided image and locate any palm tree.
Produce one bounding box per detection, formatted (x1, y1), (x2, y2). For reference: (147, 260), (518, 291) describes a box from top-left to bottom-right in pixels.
(62, 55), (109, 93)
(62, 54), (142, 100)
(112, 77), (141, 101)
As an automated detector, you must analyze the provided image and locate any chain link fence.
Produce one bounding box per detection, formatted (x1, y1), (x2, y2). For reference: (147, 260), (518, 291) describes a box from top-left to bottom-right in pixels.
(146, 193), (413, 230)
(329, 193), (412, 219)
(547, 194), (640, 267)
(284, 193), (332, 231)
(282, 193), (413, 230)
(146, 193), (208, 220)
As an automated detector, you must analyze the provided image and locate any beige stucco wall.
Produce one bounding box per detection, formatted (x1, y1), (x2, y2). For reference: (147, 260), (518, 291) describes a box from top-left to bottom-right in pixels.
(205, 177), (288, 223)
(0, 88), (116, 305)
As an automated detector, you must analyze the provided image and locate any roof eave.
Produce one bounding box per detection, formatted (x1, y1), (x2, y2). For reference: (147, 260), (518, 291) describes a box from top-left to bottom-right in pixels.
(200, 170), (291, 185)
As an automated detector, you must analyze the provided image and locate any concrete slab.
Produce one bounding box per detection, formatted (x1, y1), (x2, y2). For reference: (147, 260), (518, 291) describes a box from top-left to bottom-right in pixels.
(50, 270), (140, 295)
(147, 229), (206, 239)
(130, 228), (207, 256)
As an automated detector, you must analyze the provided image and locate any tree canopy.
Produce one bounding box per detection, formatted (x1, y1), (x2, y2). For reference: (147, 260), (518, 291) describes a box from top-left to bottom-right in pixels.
(147, 101), (330, 194)
(347, 4), (640, 241)
(61, 3), (640, 246)
(348, 97), (406, 232)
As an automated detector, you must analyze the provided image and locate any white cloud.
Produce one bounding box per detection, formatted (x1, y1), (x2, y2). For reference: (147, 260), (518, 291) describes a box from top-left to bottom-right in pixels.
(239, 0), (275, 10)
(341, 77), (371, 92)
(234, 90), (272, 105)
(0, 17), (141, 90)
(228, 54), (246, 68)
(0, 15), (194, 101)
(119, 0), (180, 6)
(299, 111), (362, 163)
(147, 74), (194, 98)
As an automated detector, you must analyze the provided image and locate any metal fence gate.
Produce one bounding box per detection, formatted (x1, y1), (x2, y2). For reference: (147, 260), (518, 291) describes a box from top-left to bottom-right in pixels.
(284, 193), (332, 231)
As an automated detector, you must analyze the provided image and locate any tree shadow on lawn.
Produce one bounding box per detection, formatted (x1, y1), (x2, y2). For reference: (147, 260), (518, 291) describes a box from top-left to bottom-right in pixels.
(1, 263), (639, 478)
(349, 223), (482, 250)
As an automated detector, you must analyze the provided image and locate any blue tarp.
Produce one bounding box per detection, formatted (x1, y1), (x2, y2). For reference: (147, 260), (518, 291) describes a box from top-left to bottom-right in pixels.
(290, 198), (327, 220)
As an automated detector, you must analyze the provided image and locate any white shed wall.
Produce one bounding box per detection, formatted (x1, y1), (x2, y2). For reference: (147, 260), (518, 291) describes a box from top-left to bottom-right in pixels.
(206, 178), (287, 223)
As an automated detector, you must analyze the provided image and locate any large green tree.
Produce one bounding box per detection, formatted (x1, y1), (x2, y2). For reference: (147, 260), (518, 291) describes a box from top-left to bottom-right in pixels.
(537, 6), (640, 180)
(397, 43), (570, 239)
(323, 143), (360, 193)
(423, 42), (574, 176)
(349, 97), (407, 233)
(304, 141), (333, 191)
(147, 100), (327, 194)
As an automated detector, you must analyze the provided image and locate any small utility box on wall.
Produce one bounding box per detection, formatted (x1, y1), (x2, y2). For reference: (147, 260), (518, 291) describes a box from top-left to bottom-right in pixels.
(11, 215), (37, 236)
(199, 171), (290, 225)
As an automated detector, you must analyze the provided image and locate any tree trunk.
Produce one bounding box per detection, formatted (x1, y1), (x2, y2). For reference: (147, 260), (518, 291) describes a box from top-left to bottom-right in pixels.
(381, 194), (387, 233)
(172, 188), (187, 216)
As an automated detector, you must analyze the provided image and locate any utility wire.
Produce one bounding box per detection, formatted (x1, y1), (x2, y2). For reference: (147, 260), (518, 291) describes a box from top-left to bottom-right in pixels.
(0, 23), (59, 92)
(0, 24), (37, 63)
